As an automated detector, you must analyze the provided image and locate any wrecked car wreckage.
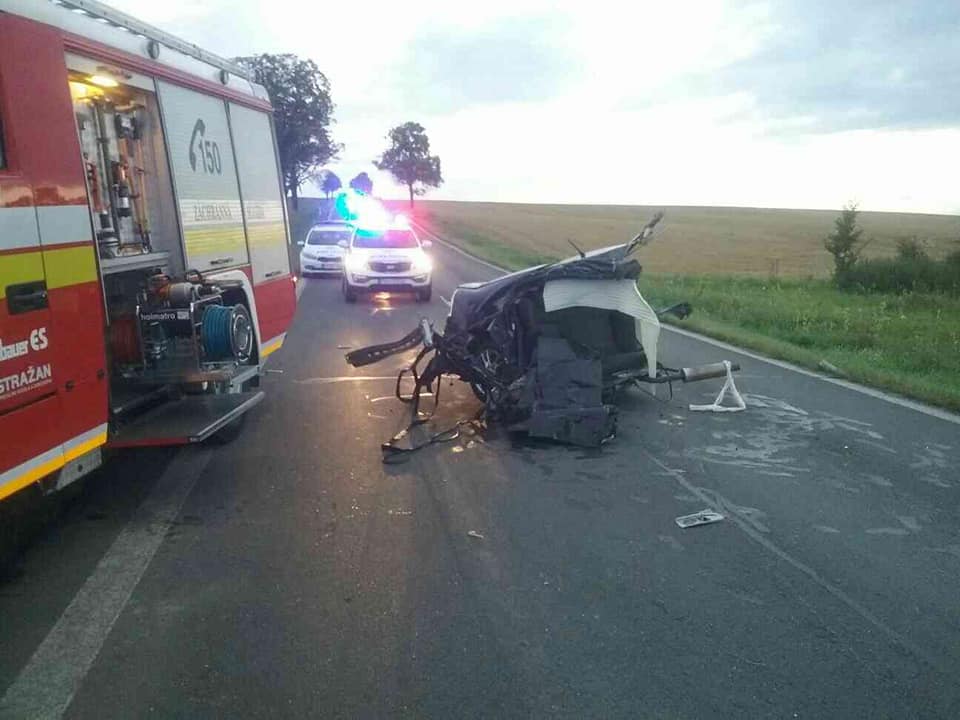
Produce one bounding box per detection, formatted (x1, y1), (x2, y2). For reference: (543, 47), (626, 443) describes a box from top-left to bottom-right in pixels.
(346, 214), (739, 455)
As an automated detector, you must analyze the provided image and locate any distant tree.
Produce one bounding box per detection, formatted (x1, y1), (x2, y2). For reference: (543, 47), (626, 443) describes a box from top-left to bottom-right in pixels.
(375, 122), (442, 208)
(235, 53), (340, 209)
(349, 172), (373, 195)
(824, 203), (866, 283)
(320, 170), (342, 198)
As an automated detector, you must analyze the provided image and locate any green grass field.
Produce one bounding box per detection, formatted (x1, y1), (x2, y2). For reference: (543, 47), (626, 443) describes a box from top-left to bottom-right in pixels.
(414, 200), (960, 411)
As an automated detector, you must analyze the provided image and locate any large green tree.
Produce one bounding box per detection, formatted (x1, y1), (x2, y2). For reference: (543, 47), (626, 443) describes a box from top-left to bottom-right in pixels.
(235, 54), (340, 208)
(375, 122), (442, 208)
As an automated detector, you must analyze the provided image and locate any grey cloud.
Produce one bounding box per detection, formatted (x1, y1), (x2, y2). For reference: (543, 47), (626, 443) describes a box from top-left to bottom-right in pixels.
(702, 0), (960, 132)
(390, 17), (579, 112)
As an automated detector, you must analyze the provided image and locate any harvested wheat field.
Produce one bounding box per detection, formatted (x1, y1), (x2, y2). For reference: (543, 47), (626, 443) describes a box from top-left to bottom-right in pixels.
(416, 201), (959, 277)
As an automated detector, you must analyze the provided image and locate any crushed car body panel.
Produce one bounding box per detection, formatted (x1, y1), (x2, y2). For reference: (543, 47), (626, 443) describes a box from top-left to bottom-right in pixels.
(542, 278), (661, 378)
(346, 213), (741, 451)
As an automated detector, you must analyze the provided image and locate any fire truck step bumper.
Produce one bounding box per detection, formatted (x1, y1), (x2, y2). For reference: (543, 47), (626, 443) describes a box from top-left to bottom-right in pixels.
(107, 391), (264, 448)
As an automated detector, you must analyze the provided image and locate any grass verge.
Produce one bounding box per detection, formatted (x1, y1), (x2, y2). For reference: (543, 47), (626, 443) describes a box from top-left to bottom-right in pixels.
(423, 219), (960, 413)
(641, 275), (960, 412)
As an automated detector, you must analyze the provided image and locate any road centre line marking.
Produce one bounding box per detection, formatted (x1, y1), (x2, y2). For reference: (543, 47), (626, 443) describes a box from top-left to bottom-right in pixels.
(420, 224), (960, 426)
(0, 448), (214, 720)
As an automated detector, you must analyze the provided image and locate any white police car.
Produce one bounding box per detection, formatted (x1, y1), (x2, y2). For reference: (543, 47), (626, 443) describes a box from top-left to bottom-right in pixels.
(298, 222), (352, 275)
(341, 220), (433, 302)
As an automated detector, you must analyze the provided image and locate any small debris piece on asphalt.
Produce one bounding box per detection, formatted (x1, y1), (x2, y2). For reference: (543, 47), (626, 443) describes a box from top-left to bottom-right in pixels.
(337, 344), (352, 349)
(467, 530), (485, 540)
(675, 509), (725, 529)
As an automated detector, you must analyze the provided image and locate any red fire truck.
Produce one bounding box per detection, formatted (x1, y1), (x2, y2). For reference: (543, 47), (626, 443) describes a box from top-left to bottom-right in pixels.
(0, 0), (297, 502)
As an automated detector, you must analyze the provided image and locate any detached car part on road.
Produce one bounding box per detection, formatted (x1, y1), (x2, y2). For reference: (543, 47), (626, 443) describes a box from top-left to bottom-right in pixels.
(347, 214), (739, 451)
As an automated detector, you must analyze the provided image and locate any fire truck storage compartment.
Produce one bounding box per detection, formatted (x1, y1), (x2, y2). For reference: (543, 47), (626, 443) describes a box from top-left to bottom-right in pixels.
(67, 61), (256, 412)
(104, 270), (255, 396)
(68, 56), (179, 271)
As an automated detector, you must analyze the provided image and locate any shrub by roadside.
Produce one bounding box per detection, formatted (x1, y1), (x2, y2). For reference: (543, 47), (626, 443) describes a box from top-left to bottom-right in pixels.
(840, 241), (960, 296)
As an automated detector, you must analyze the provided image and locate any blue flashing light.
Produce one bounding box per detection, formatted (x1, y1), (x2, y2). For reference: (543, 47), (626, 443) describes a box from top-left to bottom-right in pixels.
(334, 189), (391, 232)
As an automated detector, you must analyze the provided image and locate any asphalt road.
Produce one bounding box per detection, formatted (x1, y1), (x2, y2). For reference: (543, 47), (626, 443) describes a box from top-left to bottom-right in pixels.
(2, 240), (959, 719)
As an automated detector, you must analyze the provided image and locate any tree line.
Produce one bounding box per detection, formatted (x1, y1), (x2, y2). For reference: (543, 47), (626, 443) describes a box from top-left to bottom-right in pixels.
(235, 54), (441, 209)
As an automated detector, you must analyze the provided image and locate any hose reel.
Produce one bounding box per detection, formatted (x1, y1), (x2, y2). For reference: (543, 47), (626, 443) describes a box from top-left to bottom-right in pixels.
(201, 304), (254, 363)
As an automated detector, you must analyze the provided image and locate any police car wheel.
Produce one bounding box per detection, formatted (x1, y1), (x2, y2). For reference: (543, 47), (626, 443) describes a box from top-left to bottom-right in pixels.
(342, 279), (357, 303)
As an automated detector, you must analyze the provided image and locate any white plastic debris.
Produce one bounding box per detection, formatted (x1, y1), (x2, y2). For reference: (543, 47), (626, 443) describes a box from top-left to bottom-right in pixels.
(467, 530), (485, 540)
(689, 360), (746, 413)
(675, 509), (725, 529)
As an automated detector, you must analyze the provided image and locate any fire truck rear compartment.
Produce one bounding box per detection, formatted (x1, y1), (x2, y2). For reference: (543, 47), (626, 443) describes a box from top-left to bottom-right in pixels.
(68, 72), (259, 429)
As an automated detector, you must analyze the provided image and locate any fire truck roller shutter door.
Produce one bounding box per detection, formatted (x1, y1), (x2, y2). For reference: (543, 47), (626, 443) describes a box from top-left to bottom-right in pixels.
(226, 103), (296, 351)
(228, 103), (290, 284)
(157, 81), (248, 273)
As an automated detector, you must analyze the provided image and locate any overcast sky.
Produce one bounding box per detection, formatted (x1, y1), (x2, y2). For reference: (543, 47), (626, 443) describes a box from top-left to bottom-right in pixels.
(111, 0), (959, 214)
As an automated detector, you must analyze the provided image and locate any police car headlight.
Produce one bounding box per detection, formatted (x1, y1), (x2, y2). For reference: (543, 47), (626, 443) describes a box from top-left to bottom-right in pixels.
(344, 253), (367, 272)
(411, 251), (432, 273)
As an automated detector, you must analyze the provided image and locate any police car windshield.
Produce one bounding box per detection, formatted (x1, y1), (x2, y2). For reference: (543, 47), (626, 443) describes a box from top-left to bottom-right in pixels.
(352, 229), (418, 249)
(307, 228), (351, 245)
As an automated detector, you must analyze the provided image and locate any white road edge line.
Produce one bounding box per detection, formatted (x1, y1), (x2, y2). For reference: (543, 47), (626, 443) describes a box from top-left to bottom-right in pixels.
(0, 448), (214, 720)
(420, 223), (960, 426)
(661, 324), (960, 425)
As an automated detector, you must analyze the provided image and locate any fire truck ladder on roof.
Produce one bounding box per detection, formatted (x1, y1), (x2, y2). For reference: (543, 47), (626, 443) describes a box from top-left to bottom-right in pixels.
(48, 0), (255, 82)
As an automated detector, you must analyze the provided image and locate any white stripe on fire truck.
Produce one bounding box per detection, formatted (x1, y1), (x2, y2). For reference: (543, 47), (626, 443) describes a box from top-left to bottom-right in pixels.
(0, 423), (108, 501)
(0, 446), (64, 502)
(0, 206), (41, 252)
(62, 423), (109, 462)
(36, 204), (93, 247)
(0, 204), (92, 252)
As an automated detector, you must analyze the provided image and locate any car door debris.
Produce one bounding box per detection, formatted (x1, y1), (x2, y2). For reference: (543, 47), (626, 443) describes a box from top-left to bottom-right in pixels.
(675, 510), (725, 529)
(346, 214), (742, 456)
